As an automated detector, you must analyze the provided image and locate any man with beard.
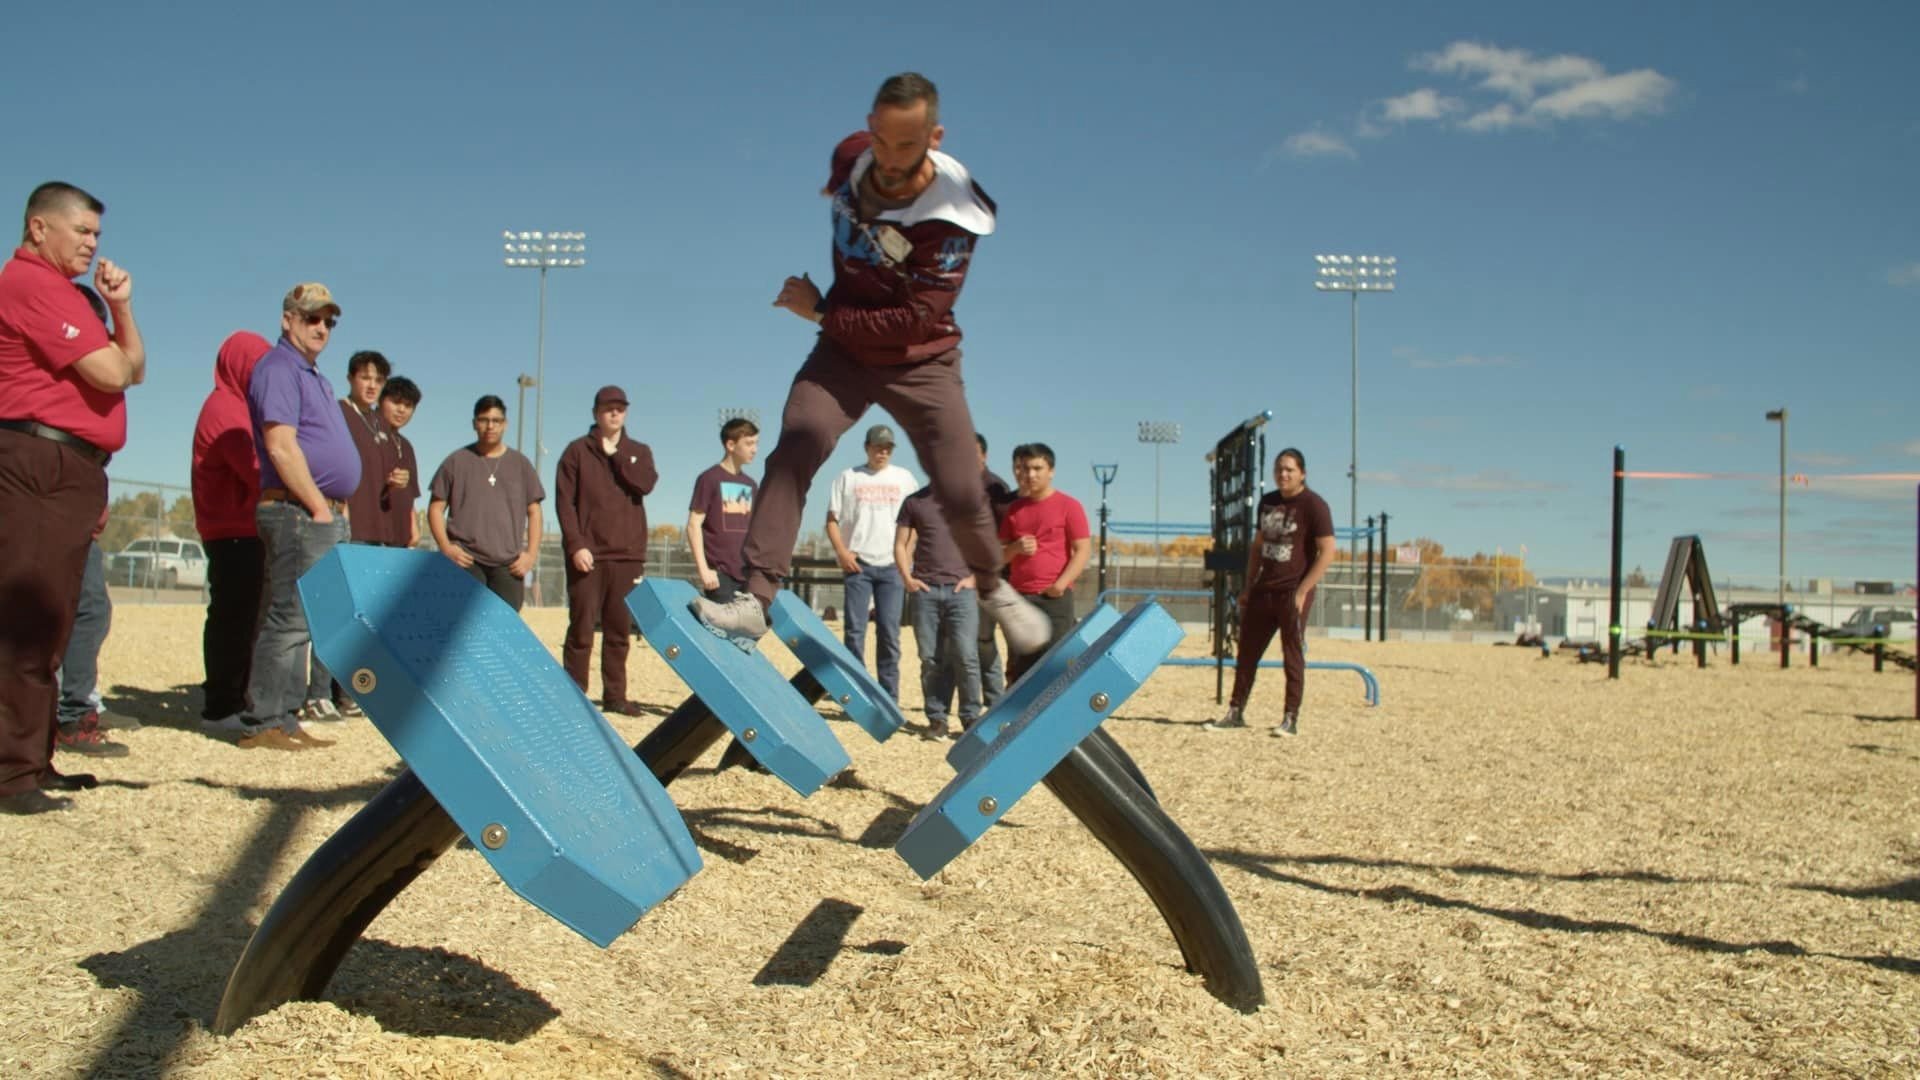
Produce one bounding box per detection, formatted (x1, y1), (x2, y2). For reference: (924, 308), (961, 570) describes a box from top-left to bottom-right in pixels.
(691, 73), (1047, 664)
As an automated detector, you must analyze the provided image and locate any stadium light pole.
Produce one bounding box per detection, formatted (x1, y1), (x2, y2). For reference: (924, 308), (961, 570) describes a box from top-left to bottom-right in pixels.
(514, 374), (535, 456)
(1315, 253), (1396, 598)
(503, 230), (588, 477)
(1138, 421), (1181, 562)
(1766, 407), (1787, 607)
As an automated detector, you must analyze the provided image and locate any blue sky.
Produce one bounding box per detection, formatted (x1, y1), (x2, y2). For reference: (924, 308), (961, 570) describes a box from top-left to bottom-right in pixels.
(7, 1), (1915, 584)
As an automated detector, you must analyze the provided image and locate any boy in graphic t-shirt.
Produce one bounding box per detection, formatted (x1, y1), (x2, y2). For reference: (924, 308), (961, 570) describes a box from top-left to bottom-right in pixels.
(688, 417), (760, 603)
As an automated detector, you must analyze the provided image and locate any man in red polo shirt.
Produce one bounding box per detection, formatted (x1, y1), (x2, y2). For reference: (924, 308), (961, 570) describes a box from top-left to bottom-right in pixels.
(0, 181), (146, 815)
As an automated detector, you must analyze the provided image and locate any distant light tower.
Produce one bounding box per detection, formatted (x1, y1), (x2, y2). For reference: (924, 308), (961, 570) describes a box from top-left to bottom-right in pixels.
(1138, 421), (1181, 560)
(503, 230), (588, 476)
(1315, 253), (1397, 587)
(1766, 407), (1788, 606)
(514, 374), (536, 456)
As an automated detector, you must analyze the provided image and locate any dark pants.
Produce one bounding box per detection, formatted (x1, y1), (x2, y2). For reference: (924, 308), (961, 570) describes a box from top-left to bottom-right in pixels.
(977, 596), (1005, 708)
(1230, 586), (1315, 714)
(202, 537), (266, 720)
(466, 561), (525, 611)
(0, 431), (105, 795)
(565, 559), (642, 702)
(702, 570), (745, 604)
(1004, 589), (1077, 685)
(245, 503), (348, 726)
(57, 540), (111, 726)
(742, 343), (1002, 609)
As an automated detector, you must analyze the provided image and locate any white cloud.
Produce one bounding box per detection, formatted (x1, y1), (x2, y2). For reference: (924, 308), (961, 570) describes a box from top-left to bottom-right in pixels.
(1409, 41), (1675, 133)
(1902, 439), (1920, 457)
(1379, 87), (1464, 123)
(1529, 69), (1676, 122)
(1462, 103), (1522, 132)
(1278, 131), (1356, 160)
(1415, 42), (1605, 101)
(1781, 74), (1809, 94)
(1887, 262), (1920, 288)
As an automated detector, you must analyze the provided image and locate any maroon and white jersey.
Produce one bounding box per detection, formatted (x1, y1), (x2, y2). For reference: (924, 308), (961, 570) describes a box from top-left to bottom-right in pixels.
(822, 149), (996, 366)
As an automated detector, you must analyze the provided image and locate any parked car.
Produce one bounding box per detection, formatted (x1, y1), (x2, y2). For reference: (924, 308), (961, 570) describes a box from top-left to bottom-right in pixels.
(1836, 605), (1916, 640)
(106, 537), (208, 590)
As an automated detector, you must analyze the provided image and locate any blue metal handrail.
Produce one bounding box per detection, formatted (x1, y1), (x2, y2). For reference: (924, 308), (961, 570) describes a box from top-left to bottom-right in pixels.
(1092, 589), (1381, 706)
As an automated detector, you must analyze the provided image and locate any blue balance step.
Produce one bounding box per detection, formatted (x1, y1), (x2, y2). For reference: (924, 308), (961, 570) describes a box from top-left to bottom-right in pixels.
(769, 591), (906, 743)
(626, 578), (851, 796)
(948, 604), (1121, 771)
(299, 546), (700, 948)
(896, 601), (1183, 879)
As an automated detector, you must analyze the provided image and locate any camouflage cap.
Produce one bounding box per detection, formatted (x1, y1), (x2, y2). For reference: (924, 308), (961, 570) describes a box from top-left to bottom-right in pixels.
(283, 282), (341, 316)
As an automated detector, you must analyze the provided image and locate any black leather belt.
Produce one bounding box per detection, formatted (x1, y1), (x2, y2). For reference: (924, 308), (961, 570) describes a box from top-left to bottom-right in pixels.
(0, 419), (111, 467)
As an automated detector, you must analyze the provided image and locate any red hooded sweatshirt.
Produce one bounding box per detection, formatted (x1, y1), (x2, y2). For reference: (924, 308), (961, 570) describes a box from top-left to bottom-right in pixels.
(192, 332), (272, 541)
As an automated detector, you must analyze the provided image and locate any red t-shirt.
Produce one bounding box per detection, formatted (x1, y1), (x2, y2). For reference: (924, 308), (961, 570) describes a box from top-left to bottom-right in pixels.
(0, 247), (125, 450)
(999, 490), (1090, 595)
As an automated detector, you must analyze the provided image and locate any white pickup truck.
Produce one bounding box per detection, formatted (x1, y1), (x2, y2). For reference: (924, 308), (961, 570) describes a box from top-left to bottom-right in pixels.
(107, 537), (209, 590)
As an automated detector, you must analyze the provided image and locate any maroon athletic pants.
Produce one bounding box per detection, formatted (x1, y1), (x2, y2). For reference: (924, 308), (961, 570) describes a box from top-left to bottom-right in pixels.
(1229, 585), (1316, 715)
(0, 432), (105, 795)
(564, 559), (642, 703)
(742, 342), (1001, 606)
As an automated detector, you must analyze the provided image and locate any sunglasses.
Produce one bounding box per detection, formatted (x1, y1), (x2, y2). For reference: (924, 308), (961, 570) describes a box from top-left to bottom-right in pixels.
(302, 313), (339, 329)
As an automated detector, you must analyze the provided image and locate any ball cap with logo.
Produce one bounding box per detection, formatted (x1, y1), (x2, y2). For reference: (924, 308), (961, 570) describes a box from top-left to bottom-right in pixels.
(865, 424), (895, 447)
(283, 282), (341, 317)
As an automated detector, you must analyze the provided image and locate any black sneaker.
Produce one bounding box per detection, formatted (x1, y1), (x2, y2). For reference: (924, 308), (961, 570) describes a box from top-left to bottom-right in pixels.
(0, 789), (74, 815)
(1272, 713), (1298, 738)
(40, 769), (99, 791)
(1202, 706), (1246, 731)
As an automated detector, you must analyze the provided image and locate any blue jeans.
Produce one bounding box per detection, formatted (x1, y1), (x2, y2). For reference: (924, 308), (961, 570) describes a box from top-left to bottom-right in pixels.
(842, 559), (904, 700)
(244, 502), (348, 725)
(57, 541), (110, 726)
(911, 583), (982, 724)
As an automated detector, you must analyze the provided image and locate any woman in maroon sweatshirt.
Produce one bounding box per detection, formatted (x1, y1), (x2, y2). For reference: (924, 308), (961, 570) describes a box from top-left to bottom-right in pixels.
(190, 331), (272, 728)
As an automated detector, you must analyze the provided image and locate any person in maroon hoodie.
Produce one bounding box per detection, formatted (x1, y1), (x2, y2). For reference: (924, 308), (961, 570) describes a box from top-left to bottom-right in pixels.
(190, 331), (272, 734)
(555, 385), (657, 714)
(691, 73), (1048, 659)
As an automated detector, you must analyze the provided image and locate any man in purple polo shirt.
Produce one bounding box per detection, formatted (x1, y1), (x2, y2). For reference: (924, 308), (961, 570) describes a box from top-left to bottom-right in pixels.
(234, 283), (359, 749)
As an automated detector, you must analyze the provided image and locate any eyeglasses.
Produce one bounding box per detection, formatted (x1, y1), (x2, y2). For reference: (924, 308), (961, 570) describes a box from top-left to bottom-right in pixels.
(303, 314), (339, 329)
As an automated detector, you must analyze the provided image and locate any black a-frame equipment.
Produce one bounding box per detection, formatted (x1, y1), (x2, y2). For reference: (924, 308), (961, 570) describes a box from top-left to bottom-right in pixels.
(1645, 535), (1725, 666)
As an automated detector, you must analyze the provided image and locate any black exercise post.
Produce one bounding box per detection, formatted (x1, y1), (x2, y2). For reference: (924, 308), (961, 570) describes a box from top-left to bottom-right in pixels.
(1608, 446), (1625, 679)
(1810, 627), (1819, 668)
(1363, 516), (1375, 642)
(1377, 511), (1389, 641)
(1781, 606), (1791, 670)
(1875, 642), (1884, 674)
(1092, 465), (1118, 602)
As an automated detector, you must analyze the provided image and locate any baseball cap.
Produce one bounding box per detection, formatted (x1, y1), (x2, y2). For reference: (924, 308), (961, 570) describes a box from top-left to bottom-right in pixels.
(283, 282), (341, 317)
(594, 385), (629, 408)
(865, 424), (895, 447)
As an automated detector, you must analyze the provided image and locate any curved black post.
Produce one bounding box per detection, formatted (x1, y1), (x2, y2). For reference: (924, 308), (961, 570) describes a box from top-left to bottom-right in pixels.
(1042, 742), (1264, 1011)
(214, 673), (822, 1034)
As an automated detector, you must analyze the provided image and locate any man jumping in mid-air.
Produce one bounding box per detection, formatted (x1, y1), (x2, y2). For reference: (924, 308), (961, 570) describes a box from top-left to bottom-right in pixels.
(692, 72), (1049, 660)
